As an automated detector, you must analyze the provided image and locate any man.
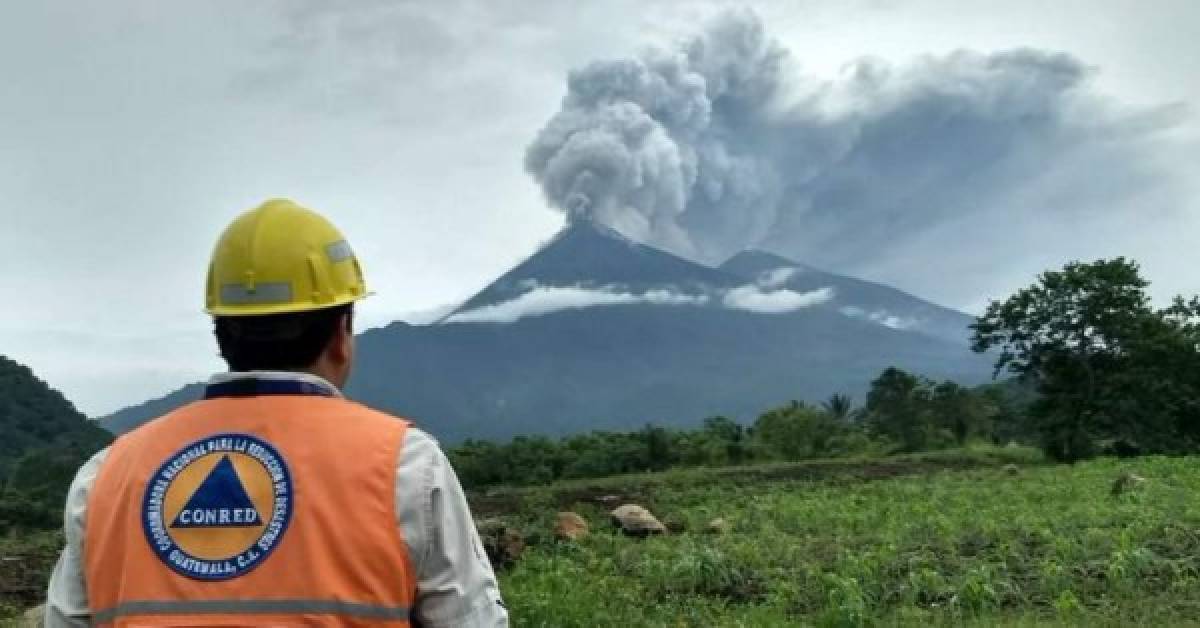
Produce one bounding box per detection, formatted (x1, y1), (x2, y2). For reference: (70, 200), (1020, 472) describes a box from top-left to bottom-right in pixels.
(45, 199), (508, 626)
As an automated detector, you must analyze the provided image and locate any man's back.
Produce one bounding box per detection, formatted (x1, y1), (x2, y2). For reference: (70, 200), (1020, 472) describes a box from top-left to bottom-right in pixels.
(46, 372), (507, 627)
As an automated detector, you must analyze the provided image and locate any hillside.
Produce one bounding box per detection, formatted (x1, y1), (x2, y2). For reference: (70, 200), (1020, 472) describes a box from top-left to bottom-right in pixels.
(102, 223), (993, 443)
(0, 356), (112, 529)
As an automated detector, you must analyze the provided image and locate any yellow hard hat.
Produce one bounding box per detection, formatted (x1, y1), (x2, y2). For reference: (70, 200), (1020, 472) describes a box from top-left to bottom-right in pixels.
(205, 199), (369, 317)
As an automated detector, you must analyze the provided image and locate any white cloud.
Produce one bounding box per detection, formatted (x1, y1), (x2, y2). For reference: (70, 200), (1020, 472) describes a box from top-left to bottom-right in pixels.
(840, 306), (918, 330)
(443, 284), (708, 324)
(723, 285), (834, 314)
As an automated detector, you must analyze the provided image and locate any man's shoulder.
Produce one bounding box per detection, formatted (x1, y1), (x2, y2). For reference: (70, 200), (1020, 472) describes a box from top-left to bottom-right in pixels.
(338, 399), (412, 423)
(399, 425), (444, 461)
(341, 401), (438, 438)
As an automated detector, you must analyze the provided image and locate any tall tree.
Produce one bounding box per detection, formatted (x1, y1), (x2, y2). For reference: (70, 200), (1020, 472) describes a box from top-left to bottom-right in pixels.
(865, 368), (934, 451)
(970, 258), (1191, 461)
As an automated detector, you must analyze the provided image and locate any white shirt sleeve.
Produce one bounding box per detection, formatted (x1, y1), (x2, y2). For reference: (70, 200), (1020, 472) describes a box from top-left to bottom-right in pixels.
(395, 428), (508, 627)
(44, 447), (109, 628)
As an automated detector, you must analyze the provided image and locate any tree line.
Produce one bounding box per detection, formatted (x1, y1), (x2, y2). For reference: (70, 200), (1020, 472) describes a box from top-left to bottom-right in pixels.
(448, 374), (1033, 489)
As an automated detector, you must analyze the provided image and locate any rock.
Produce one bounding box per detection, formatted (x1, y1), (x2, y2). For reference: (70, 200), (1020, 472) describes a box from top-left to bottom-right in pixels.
(1111, 471), (1146, 496)
(555, 511), (589, 541)
(610, 503), (667, 537)
(22, 605), (45, 627)
(705, 517), (731, 534)
(1003, 463), (1020, 476)
(475, 518), (525, 567)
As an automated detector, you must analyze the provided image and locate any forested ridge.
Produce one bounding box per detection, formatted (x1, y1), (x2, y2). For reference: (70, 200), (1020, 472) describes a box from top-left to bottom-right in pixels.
(0, 356), (111, 531)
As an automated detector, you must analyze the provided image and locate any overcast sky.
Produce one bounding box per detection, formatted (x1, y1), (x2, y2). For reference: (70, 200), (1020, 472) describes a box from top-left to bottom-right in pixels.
(2, 1), (1197, 416)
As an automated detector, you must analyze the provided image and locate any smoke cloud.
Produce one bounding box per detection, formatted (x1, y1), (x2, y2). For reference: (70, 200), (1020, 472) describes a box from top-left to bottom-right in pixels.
(525, 9), (1187, 275)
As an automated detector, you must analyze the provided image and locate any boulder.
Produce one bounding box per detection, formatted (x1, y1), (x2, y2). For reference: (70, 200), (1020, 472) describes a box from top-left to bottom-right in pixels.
(475, 518), (525, 567)
(705, 517), (731, 534)
(610, 504), (667, 537)
(555, 511), (589, 541)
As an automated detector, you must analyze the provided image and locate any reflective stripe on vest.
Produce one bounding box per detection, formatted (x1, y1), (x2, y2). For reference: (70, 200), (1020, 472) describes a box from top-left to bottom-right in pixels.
(85, 382), (416, 627)
(94, 599), (411, 624)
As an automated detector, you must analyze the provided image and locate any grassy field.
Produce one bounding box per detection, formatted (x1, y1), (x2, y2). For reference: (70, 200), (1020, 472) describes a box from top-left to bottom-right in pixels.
(5, 447), (1200, 626)
(483, 447), (1200, 626)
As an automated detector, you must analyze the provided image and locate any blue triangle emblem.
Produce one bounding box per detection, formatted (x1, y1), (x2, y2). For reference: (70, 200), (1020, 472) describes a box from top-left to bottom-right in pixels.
(171, 455), (262, 528)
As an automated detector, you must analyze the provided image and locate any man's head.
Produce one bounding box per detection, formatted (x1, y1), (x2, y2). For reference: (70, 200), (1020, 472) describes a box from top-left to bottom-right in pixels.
(205, 199), (370, 388)
(214, 304), (356, 387)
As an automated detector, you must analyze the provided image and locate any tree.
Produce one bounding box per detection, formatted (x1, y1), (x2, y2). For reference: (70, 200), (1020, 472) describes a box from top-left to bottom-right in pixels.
(970, 258), (1197, 461)
(977, 380), (1037, 445)
(752, 401), (843, 460)
(821, 394), (855, 423)
(928, 381), (994, 446)
(865, 368), (937, 451)
(642, 424), (675, 471)
(1106, 296), (1200, 451)
(701, 416), (748, 465)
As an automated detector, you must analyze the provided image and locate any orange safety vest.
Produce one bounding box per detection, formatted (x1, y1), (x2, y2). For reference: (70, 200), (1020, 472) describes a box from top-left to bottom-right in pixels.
(85, 378), (416, 627)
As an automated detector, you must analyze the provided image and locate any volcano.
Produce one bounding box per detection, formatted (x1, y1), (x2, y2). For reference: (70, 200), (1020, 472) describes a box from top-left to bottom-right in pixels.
(102, 222), (992, 442)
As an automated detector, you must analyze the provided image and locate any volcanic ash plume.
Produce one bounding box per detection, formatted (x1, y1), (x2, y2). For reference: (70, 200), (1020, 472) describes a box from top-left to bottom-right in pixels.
(524, 9), (1183, 272)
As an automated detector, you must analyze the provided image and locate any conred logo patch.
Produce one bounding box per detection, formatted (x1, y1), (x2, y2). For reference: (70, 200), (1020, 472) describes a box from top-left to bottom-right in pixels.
(142, 433), (293, 581)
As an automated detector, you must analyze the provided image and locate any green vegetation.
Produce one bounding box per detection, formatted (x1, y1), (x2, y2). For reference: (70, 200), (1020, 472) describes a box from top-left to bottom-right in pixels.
(449, 377), (1030, 490)
(0, 531), (60, 622)
(0, 356), (111, 533)
(973, 257), (1200, 462)
(489, 451), (1200, 626)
